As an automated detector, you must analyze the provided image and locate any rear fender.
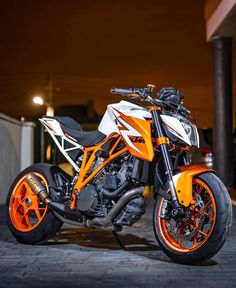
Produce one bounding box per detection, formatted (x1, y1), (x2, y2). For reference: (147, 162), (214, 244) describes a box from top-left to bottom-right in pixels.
(173, 165), (215, 207)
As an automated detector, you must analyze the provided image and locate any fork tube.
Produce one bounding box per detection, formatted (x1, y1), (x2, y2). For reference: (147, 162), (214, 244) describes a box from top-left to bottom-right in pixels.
(151, 109), (180, 208)
(182, 151), (190, 165)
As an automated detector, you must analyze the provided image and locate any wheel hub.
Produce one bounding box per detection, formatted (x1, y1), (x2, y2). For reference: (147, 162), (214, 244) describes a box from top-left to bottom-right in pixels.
(25, 197), (32, 207)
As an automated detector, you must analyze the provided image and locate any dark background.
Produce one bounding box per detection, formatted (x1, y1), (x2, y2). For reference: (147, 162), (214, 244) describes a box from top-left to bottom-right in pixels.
(0, 0), (235, 127)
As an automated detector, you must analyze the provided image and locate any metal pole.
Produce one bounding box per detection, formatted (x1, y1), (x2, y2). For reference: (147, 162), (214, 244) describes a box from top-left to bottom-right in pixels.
(212, 36), (233, 185)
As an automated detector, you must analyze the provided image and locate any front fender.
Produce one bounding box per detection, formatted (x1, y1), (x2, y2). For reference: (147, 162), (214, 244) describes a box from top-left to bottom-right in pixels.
(173, 164), (215, 207)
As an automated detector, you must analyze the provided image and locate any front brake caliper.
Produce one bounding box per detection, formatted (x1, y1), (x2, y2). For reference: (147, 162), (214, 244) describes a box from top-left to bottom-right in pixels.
(160, 200), (170, 219)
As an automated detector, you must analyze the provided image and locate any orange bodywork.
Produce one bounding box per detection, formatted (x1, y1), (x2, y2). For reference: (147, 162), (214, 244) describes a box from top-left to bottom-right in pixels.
(70, 110), (167, 209)
(114, 109), (154, 162)
(70, 110), (157, 209)
(173, 164), (215, 207)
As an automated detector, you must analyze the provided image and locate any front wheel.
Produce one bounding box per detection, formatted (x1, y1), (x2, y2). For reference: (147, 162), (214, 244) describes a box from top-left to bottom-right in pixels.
(153, 173), (232, 264)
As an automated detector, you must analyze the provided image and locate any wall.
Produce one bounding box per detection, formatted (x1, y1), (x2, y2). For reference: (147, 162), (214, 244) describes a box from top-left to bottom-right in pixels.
(0, 114), (34, 205)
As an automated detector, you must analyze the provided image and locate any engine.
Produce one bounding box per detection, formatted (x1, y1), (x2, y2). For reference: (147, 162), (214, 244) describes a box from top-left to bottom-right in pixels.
(76, 155), (145, 226)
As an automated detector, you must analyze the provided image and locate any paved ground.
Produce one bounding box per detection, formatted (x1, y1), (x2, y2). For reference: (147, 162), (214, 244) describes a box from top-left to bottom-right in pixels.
(0, 199), (236, 288)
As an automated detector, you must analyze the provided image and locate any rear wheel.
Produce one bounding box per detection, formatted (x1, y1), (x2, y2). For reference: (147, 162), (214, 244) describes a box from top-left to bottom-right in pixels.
(153, 173), (232, 264)
(6, 163), (63, 244)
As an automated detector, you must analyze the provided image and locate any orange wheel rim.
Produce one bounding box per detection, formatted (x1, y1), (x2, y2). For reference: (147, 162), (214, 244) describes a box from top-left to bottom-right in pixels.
(157, 178), (216, 253)
(9, 173), (48, 232)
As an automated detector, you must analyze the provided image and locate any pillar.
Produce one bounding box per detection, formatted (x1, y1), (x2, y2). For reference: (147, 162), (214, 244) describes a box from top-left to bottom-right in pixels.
(212, 36), (233, 185)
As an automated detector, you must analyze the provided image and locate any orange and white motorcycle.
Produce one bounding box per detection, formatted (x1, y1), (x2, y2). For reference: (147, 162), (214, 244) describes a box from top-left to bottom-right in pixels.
(6, 85), (232, 264)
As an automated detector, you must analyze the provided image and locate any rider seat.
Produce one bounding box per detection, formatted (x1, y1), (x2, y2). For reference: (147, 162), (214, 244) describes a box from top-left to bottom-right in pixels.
(50, 116), (106, 147)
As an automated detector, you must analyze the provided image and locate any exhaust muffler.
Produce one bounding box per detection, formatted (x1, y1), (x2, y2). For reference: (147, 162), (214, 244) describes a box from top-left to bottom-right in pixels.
(25, 173), (51, 205)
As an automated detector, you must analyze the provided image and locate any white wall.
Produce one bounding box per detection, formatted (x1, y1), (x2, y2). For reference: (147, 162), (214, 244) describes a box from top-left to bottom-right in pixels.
(21, 121), (35, 171)
(0, 113), (34, 205)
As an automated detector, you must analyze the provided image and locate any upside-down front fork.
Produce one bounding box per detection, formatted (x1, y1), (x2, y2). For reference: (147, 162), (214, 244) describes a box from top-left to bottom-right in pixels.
(150, 108), (182, 216)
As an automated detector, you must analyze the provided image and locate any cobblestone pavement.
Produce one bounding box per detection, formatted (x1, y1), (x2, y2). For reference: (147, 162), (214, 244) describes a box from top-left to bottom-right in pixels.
(0, 200), (236, 288)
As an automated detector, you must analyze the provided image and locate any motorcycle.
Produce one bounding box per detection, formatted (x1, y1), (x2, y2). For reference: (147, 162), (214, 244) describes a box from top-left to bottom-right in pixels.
(6, 84), (232, 264)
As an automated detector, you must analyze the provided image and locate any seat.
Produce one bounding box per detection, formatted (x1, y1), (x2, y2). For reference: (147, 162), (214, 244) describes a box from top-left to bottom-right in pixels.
(52, 116), (106, 147)
(54, 116), (82, 131)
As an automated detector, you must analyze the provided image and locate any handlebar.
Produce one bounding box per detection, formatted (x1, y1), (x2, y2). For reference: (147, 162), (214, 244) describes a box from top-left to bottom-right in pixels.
(111, 88), (141, 95)
(111, 84), (155, 100)
(110, 84), (190, 117)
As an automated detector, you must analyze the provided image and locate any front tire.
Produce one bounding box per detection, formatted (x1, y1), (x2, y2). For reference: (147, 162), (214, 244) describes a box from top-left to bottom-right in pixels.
(6, 163), (63, 244)
(153, 173), (232, 264)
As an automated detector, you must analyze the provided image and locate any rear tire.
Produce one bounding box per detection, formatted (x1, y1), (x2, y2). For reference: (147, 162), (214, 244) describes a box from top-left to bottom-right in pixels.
(153, 173), (232, 264)
(6, 163), (63, 244)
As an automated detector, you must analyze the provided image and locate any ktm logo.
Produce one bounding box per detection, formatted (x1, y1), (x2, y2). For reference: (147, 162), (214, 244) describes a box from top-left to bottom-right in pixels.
(129, 136), (145, 143)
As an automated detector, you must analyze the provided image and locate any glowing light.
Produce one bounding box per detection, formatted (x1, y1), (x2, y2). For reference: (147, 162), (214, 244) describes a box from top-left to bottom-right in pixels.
(33, 96), (44, 106)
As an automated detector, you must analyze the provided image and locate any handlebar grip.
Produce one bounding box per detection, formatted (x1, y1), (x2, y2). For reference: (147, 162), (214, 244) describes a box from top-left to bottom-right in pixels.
(111, 88), (135, 94)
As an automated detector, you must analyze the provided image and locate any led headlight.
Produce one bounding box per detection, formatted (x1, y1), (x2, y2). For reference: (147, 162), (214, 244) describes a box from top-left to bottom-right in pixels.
(182, 121), (192, 138)
(181, 120), (199, 147)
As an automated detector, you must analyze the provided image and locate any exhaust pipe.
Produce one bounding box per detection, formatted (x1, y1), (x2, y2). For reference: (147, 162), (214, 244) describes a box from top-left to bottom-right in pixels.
(25, 173), (51, 205)
(86, 186), (144, 228)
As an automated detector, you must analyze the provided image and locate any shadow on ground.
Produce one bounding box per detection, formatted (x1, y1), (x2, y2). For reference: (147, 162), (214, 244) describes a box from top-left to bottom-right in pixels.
(50, 227), (160, 251)
(46, 227), (217, 266)
(0, 204), (218, 266)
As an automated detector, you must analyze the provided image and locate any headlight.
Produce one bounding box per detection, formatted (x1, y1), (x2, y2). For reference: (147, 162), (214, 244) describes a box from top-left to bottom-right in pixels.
(181, 120), (199, 147)
(160, 113), (199, 147)
(182, 121), (192, 138)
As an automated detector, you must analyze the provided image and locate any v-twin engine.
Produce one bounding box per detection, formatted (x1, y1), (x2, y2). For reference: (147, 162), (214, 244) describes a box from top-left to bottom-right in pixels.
(76, 156), (146, 226)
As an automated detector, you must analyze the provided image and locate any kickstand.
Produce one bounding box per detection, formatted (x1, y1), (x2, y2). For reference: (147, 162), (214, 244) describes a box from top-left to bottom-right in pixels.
(112, 231), (125, 249)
